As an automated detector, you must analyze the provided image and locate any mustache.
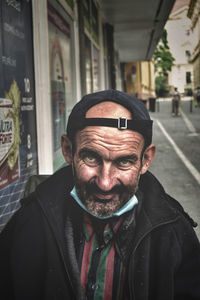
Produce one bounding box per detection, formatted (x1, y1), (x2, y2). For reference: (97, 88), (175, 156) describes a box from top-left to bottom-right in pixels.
(85, 181), (124, 195)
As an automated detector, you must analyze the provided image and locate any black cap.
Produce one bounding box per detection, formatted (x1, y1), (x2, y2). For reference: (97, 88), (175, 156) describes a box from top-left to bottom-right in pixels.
(67, 89), (153, 148)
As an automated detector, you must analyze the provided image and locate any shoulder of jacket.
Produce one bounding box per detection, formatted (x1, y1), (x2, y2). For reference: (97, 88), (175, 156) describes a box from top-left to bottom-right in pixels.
(36, 165), (73, 194)
(21, 165), (73, 203)
(165, 194), (198, 228)
(139, 172), (197, 228)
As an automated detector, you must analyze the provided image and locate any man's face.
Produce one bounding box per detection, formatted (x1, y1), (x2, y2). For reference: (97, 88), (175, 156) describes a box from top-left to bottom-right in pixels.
(72, 126), (145, 217)
(62, 101), (155, 217)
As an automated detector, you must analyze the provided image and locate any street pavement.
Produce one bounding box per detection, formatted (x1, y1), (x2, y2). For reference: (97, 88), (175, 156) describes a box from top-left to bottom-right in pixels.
(149, 97), (200, 240)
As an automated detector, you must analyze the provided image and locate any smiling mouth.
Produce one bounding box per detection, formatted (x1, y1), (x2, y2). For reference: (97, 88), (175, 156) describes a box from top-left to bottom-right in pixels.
(93, 192), (116, 203)
(94, 196), (113, 203)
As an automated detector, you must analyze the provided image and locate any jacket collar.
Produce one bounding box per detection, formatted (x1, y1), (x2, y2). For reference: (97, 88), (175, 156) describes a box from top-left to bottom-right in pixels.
(115, 171), (180, 263)
(35, 166), (74, 238)
(35, 166), (179, 264)
(35, 166), (177, 223)
(34, 166), (76, 294)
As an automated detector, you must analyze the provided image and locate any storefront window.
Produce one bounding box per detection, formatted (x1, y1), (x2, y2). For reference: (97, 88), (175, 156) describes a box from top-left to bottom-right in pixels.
(83, 0), (90, 32)
(85, 35), (93, 94)
(92, 45), (100, 92)
(65, 0), (74, 10)
(91, 0), (98, 44)
(48, 1), (75, 171)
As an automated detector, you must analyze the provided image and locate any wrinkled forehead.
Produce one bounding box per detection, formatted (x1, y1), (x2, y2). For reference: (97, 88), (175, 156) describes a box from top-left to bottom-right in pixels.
(75, 125), (145, 155)
(85, 101), (132, 119)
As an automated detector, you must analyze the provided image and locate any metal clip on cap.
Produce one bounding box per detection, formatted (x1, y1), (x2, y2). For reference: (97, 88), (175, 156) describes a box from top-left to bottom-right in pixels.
(118, 117), (127, 130)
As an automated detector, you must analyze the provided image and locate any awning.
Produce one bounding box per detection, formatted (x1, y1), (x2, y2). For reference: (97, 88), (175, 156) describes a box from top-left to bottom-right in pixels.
(101, 0), (176, 62)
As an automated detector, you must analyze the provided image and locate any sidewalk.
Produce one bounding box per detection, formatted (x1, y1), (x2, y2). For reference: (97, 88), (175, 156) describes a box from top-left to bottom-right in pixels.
(149, 98), (200, 240)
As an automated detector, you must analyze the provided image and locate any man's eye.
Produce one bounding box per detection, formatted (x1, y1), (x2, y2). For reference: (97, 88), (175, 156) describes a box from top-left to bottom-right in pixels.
(86, 155), (96, 162)
(119, 160), (130, 165)
(84, 155), (99, 166)
(117, 159), (134, 169)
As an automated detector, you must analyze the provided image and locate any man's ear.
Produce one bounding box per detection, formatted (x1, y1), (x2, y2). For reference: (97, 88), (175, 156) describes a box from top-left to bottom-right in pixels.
(140, 144), (156, 175)
(61, 134), (73, 164)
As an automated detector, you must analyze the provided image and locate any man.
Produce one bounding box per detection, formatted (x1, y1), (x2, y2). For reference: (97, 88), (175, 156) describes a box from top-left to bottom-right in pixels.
(172, 87), (181, 116)
(195, 86), (200, 107)
(0, 89), (200, 300)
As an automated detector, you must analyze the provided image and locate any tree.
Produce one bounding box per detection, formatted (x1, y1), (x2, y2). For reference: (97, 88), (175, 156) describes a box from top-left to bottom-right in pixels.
(155, 76), (168, 97)
(154, 29), (175, 96)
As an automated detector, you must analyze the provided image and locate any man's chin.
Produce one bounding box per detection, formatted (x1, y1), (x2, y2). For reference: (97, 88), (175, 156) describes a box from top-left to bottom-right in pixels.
(85, 198), (120, 217)
(86, 208), (113, 218)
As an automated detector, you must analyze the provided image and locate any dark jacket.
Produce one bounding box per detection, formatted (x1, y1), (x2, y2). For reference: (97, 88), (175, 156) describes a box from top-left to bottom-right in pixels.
(0, 166), (200, 300)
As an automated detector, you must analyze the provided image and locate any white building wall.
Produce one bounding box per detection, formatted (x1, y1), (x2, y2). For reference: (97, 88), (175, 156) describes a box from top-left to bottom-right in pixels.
(165, 5), (193, 93)
(188, 0), (200, 88)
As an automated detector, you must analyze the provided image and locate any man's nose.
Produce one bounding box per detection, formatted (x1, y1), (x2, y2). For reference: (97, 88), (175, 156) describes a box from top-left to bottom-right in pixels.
(96, 163), (116, 191)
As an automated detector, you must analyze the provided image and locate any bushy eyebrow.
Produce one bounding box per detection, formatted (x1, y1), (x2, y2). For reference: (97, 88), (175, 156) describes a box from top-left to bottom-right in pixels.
(115, 154), (138, 162)
(78, 147), (138, 162)
(78, 148), (101, 159)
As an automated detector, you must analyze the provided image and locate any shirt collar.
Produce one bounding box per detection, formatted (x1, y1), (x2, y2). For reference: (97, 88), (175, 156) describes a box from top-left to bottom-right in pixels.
(83, 213), (124, 244)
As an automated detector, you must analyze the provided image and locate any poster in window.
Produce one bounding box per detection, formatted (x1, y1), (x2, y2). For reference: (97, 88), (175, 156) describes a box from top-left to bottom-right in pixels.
(0, 1), (37, 190)
(0, 0), (38, 229)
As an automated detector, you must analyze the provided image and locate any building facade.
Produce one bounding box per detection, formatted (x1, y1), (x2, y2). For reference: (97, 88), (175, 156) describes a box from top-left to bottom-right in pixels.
(165, 0), (193, 94)
(188, 0), (200, 89)
(125, 61), (155, 100)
